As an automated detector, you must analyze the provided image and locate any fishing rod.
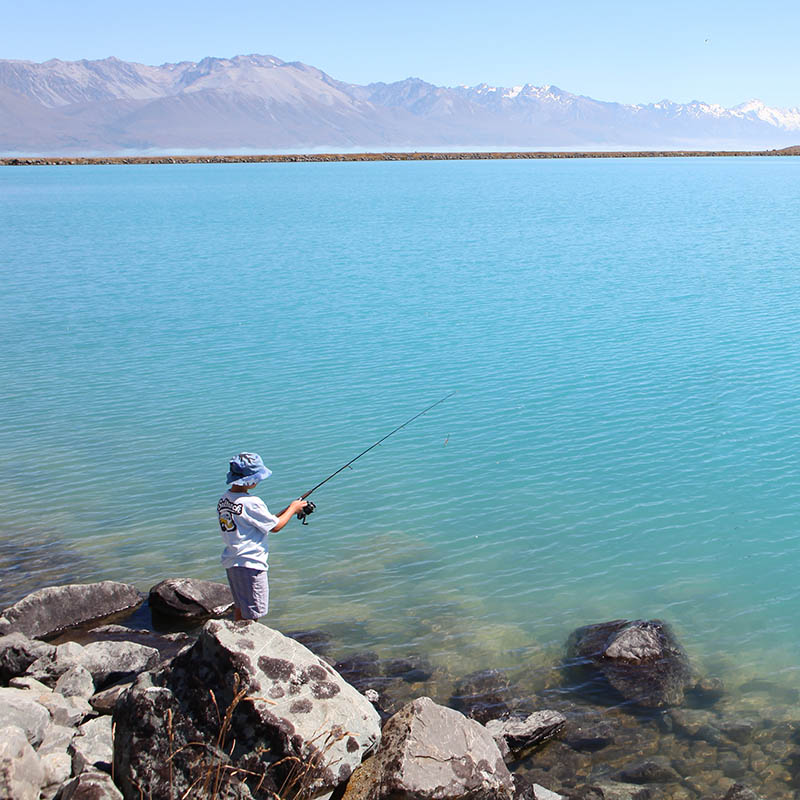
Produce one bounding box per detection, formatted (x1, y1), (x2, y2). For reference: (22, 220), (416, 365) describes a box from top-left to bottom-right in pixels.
(295, 391), (456, 524)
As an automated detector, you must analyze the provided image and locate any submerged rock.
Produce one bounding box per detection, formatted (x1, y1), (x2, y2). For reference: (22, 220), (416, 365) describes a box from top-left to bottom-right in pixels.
(0, 582), (143, 639)
(485, 710), (566, 758)
(342, 696), (514, 800)
(148, 578), (234, 619)
(450, 668), (514, 724)
(566, 619), (692, 708)
(113, 619), (381, 800)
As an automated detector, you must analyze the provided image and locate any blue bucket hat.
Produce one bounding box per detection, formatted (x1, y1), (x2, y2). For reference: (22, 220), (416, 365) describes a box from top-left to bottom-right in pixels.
(227, 452), (272, 486)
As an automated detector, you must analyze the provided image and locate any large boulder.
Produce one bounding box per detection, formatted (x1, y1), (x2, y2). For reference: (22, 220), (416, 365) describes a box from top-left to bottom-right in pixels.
(342, 696), (514, 800)
(113, 619), (381, 800)
(566, 619), (692, 708)
(0, 632), (56, 682)
(0, 725), (45, 800)
(0, 582), (143, 639)
(148, 578), (234, 619)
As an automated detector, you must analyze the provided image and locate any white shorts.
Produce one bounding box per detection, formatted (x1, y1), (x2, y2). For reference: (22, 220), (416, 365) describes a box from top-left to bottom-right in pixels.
(226, 567), (269, 619)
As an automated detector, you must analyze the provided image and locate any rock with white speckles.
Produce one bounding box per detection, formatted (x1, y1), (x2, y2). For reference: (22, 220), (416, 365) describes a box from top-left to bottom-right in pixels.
(113, 619), (381, 800)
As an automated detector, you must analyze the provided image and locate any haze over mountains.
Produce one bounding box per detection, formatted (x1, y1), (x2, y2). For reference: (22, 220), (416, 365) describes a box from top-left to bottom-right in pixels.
(2, 54), (799, 154)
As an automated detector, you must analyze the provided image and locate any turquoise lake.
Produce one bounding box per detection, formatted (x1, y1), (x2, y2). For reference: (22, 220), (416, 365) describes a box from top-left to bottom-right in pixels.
(2, 156), (800, 701)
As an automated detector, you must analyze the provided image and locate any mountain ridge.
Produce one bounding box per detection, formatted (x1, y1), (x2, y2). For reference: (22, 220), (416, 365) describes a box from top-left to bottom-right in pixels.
(2, 54), (799, 154)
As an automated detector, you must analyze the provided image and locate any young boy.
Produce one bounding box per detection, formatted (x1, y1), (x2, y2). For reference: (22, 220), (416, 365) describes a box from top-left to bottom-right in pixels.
(217, 452), (310, 621)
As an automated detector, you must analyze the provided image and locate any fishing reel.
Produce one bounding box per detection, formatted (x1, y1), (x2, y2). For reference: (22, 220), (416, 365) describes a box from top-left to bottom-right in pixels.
(296, 500), (316, 525)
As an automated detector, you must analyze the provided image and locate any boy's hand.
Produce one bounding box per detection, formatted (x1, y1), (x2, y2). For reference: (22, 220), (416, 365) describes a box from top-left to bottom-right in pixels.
(290, 499), (310, 514)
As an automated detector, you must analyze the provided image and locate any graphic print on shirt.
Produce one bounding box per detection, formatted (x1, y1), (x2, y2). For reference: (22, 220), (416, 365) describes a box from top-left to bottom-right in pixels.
(217, 497), (243, 533)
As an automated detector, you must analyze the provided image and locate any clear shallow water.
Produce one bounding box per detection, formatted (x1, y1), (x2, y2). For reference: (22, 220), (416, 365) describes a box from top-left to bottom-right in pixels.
(3, 157), (800, 699)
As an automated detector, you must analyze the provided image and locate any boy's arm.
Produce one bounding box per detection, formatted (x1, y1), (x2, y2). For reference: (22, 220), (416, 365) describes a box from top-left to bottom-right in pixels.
(270, 499), (310, 533)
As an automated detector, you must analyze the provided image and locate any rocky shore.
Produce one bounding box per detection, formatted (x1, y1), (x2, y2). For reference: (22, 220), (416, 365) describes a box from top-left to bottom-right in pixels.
(1, 146), (799, 167)
(0, 579), (793, 799)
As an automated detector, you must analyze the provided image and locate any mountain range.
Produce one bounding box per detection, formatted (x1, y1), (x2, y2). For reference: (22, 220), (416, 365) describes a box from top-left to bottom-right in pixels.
(2, 54), (799, 154)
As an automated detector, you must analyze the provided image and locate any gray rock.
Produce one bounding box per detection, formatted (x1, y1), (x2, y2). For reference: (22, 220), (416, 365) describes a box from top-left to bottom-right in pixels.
(89, 682), (132, 714)
(148, 577), (234, 618)
(9, 675), (53, 693)
(40, 751), (72, 788)
(485, 710), (566, 757)
(57, 769), (124, 799)
(55, 664), (96, 698)
(0, 724), (45, 800)
(616, 757), (681, 784)
(719, 784), (762, 800)
(0, 581), (142, 639)
(0, 632), (56, 682)
(532, 785), (563, 800)
(583, 782), (653, 800)
(70, 715), (113, 775)
(0, 686), (52, 745)
(113, 619), (381, 800)
(38, 724), (78, 756)
(343, 696), (514, 800)
(566, 619), (692, 708)
(80, 640), (160, 689)
(26, 641), (88, 687)
(73, 624), (194, 665)
(38, 691), (93, 728)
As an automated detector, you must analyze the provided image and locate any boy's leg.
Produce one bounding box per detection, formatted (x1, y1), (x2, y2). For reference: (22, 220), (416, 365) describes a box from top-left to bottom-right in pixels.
(226, 567), (269, 620)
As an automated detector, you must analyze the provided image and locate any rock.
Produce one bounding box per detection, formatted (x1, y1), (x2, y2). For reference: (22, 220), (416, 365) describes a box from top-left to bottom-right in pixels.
(70, 715), (113, 774)
(334, 651), (383, 690)
(485, 710), (566, 757)
(113, 619), (381, 800)
(566, 619), (692, 708)
(0, 686), (52, 745)
(39, 691), (93, 728)
(532, 785), (564, 800)
(55, 665), (96, 698)
(38, 724), (77, 756)
(0, 724), (45, 800)
(148, 578), (234, 619)
(563, 714), (616, 752)
(718, 718), (756, 744)
(574, 782), (653, 800)
(40, 751), (72, 788)
(450, 668), (513, 724)
(342, 696), (514, 800)
(89, 682), (132, 714)
(616, 757), (681, 784)
(57, 769), (124, 799)
(383, 654), (434, 683)
(0, 581), (143, 639)
(719, 784), (761, 800)
(69, 625), (194, 668)
(9, 675), (53, 693)
(0, 632), (56, 682)
(688, 677), (725, 706)
(26, 642), (88, 687)
(80, 640), (160, 689)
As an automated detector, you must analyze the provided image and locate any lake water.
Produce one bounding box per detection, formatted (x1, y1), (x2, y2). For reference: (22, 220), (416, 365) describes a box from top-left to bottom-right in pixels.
(3, 157), (800, 794)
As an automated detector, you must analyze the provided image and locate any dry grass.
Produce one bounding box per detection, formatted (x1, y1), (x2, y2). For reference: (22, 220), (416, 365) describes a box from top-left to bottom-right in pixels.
(155, 672), (352, 800)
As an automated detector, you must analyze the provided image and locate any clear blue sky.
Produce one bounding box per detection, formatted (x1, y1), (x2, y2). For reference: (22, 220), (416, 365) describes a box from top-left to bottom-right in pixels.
(5, 0), (798, 108)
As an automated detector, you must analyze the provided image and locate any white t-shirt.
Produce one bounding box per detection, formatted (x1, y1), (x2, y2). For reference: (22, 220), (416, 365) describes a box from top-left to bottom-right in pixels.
(217, 490), (280, 570)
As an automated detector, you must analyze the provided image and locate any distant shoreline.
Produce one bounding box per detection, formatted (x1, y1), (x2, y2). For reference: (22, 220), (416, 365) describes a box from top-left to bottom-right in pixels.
(2, 147), (800, 166)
